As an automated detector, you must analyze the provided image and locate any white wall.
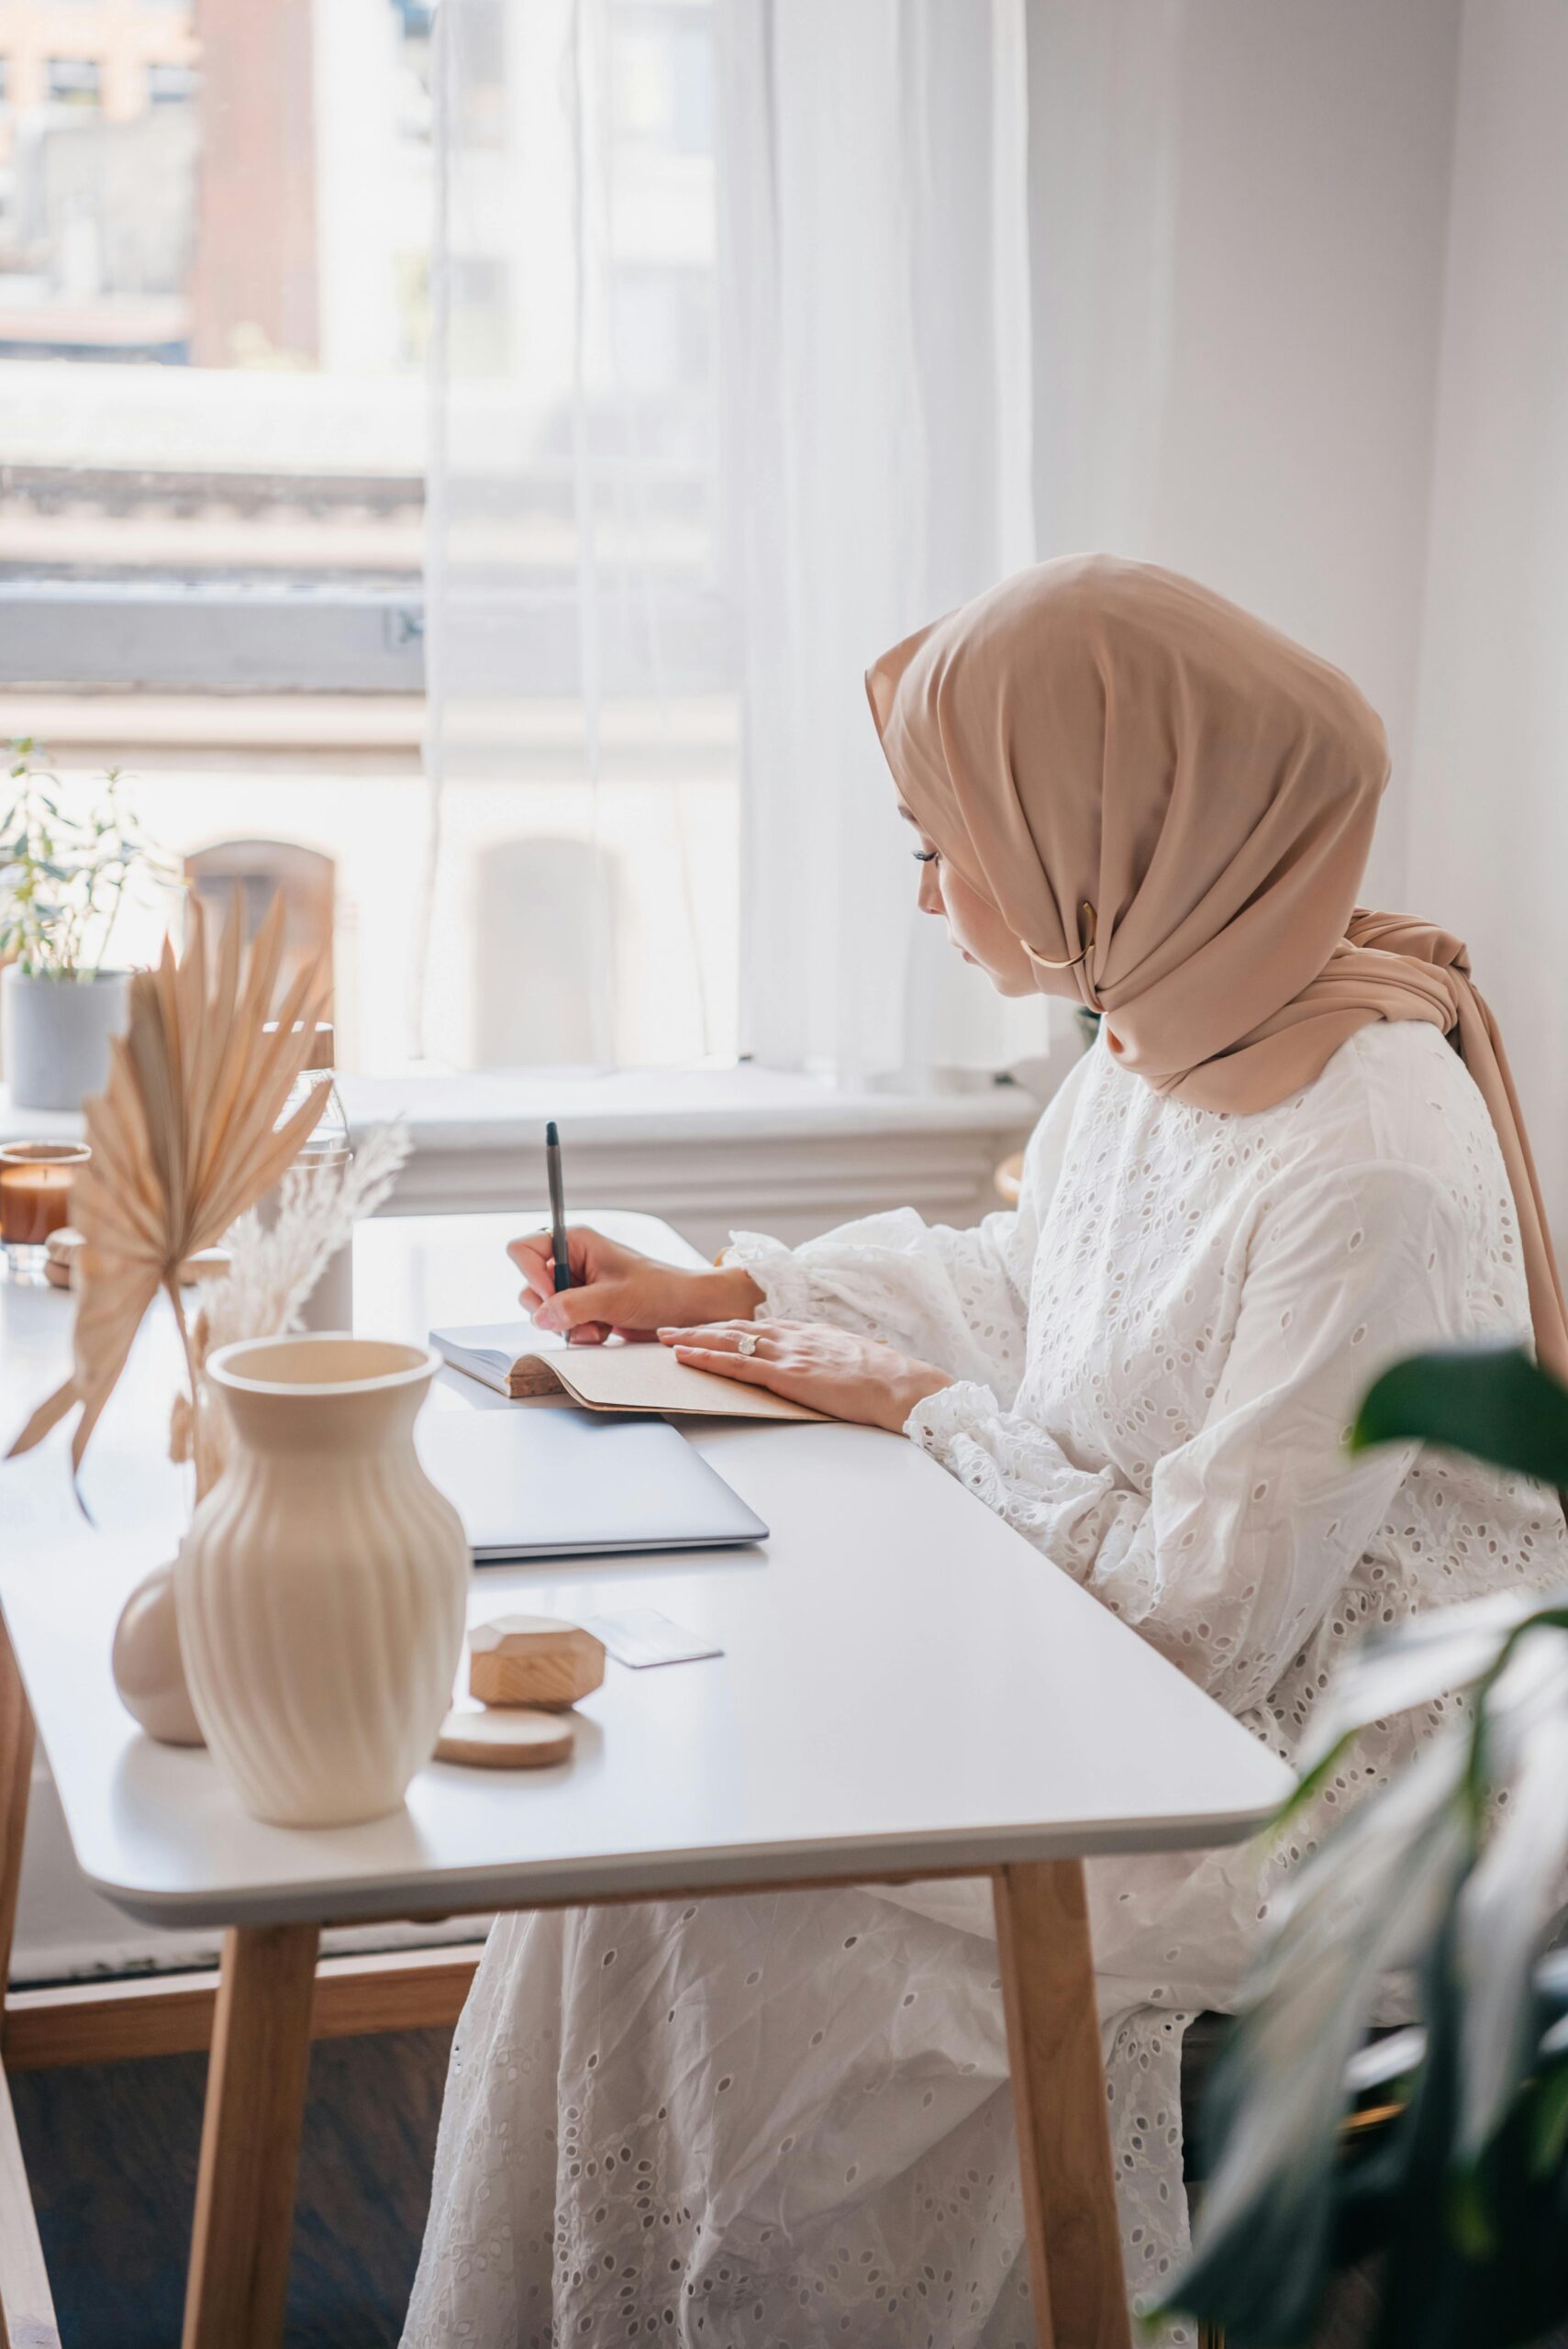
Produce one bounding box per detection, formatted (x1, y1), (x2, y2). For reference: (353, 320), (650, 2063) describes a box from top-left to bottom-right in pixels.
(1406, 0), (1568, 1230)
(1027, 0), (1568, 1240)
(1028, 0), (1463, 903)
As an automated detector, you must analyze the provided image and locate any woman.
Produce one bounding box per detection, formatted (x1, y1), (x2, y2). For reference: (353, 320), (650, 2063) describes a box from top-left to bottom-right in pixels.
(404, 556), (1568, 2348)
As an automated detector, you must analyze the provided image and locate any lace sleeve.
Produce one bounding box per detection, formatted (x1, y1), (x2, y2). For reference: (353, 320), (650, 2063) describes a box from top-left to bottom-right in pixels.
(722, 1059), (1093, 1404)
(722, 1206), (1029, 1398)
(906, 1159), (1482, 1714)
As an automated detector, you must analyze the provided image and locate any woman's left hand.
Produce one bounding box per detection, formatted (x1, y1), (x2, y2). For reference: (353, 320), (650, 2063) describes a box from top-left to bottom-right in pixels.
(659, 1319), (952, 1433)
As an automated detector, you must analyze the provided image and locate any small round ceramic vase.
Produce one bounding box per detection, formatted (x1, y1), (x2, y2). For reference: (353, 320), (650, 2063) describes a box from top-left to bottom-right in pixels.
(112, 1561), (205, 1746)
(174, 1335), (471, 1828)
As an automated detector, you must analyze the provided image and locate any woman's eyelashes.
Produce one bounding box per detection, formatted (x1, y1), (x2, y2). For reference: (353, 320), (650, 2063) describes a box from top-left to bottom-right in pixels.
(911, 847), (939, 863)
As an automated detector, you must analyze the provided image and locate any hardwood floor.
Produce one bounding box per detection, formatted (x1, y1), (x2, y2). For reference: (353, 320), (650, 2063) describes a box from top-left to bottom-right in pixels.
(10, 2023), (455, 2348)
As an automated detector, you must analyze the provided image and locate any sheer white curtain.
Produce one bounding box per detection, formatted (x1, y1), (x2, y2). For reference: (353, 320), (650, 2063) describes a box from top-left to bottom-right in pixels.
(422, 0), (736, 1073)
(717, 0), (1049, 1086)
(423, 0), (1051, 1086)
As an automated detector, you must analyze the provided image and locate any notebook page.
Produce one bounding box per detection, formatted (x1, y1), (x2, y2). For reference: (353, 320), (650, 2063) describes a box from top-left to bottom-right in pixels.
(550, 1343), (826, 1421)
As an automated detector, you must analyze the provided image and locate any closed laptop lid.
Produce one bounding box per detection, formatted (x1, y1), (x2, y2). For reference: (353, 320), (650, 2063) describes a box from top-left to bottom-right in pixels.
(417, 1405), (768, 1561)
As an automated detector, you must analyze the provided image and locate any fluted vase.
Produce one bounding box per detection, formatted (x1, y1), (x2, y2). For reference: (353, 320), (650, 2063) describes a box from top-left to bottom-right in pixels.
(174, 1335), (471, 1827)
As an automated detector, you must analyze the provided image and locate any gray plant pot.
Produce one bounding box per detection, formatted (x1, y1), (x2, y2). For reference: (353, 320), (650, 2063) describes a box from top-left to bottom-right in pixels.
(1, 965), (131, 1112)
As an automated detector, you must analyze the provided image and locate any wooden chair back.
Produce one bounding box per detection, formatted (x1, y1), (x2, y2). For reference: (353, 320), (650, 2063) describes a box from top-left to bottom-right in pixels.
(184, 841), (335, 1026)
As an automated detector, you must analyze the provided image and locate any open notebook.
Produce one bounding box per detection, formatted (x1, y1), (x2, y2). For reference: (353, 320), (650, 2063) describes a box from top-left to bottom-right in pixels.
(429, 1322), (825, 1422)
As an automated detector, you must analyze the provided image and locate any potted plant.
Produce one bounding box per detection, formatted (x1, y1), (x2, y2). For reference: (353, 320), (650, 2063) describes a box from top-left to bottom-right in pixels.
(0, 738), (172, 1112)
(1163, 1341), (1568, 2349)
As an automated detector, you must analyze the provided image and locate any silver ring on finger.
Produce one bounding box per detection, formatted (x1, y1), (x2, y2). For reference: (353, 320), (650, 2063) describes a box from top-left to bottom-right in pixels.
(736, 1330), (760, 1357)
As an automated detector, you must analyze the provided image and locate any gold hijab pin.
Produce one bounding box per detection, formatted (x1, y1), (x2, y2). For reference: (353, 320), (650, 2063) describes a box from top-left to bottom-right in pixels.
(1025, 901), (1097, 972)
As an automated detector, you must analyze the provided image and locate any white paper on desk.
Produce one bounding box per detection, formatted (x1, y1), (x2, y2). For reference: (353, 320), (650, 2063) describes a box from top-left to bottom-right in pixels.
(584, 1608), (725, 1668)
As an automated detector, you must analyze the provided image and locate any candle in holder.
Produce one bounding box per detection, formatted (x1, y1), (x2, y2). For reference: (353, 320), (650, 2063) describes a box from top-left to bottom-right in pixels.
(0, 1142), (91, 1283)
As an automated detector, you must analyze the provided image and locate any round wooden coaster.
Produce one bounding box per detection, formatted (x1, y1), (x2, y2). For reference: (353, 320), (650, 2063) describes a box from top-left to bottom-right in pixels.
(434, 1706), (575, 1770)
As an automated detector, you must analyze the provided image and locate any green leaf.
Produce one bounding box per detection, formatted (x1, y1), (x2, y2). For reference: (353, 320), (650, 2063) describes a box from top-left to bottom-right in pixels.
(1530, 2054), (1568, 2176)
(1351, 1343), (1568, 1487)
(1455, 1663), (1568, 2163)
(1296, 1591), (1531, 1780)
(1161, 1740), (1473, 2344)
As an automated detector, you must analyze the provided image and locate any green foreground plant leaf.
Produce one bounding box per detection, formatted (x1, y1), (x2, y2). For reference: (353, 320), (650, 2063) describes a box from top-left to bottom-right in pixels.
(1351, 1344), (1568, 1488)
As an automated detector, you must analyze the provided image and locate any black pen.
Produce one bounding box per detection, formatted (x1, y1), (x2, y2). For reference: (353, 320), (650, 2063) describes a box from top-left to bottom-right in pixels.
(545, 1120), (572, 1293)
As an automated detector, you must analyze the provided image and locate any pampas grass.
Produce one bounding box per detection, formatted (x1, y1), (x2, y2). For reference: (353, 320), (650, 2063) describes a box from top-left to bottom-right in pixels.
(170, 1119), (412, 1496)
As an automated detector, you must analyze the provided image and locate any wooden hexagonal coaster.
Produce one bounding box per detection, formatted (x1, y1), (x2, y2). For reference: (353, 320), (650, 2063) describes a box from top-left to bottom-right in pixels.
(468, 1613), (606, 1711)
(434, 1707), (576, 1770)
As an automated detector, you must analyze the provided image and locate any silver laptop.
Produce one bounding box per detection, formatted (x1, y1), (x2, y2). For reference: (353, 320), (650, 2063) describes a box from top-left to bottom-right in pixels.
(417, 1406), (768, 1562)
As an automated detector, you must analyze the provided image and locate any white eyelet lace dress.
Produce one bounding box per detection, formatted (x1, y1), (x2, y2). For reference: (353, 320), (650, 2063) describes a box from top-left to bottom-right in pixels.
(402, 1022), (1568, 2349)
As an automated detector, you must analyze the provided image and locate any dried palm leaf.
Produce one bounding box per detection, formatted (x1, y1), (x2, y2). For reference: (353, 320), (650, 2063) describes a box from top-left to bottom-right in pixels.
(6, 894), (330, 1481)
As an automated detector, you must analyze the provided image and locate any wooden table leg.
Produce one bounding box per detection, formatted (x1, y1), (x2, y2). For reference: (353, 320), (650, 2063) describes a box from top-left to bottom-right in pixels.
(183, 1922), (318, 2349)
(0, 1612), (36, 1996)
(993, 1859), (1130, 2349)
(0, 1612), (59, 2346)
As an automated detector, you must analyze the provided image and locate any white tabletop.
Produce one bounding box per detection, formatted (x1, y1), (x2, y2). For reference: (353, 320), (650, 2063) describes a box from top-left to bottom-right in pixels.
(0, 1212), (1294, 1930)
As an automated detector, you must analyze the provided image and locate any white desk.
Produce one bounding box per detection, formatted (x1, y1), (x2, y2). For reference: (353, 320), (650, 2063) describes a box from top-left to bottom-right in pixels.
(0, 1211), (1293, 2349)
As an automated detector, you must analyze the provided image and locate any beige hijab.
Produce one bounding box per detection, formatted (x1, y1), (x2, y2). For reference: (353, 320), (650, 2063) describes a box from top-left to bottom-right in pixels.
(867, 553), (1568, 1382)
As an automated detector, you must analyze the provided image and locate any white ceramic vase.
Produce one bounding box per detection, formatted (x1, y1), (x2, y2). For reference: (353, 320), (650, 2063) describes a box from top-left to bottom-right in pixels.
(174, 1335), (471, 1828)
(1, 965), (130, 1110)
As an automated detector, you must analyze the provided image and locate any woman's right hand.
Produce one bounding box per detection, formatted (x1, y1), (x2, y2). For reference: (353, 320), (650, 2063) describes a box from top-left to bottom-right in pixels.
(508, 1225), (763, 1347)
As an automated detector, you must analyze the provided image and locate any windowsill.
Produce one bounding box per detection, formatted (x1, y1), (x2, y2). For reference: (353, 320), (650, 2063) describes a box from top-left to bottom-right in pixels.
(337, 1063), (1045, 1148)
(352, 1065), (1051, 1232)
(0, 1060), (1056, 1249)
(0, 1062), (1049, 1152)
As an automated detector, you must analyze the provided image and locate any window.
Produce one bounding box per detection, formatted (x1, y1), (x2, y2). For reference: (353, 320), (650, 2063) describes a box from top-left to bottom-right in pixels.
(1, 0), (431, 1073)
(145, 61), (197, 106)
(425, 0), (735, 1070)
(0, 0), (736, 1076)
(45, 58), (103, 109)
